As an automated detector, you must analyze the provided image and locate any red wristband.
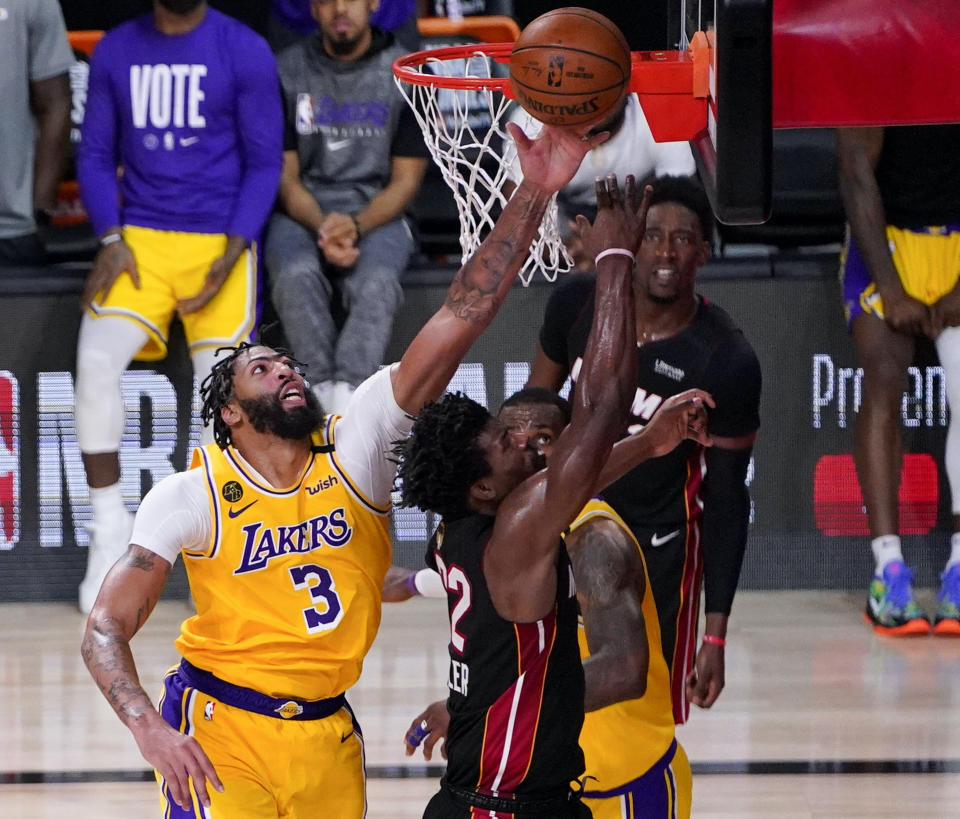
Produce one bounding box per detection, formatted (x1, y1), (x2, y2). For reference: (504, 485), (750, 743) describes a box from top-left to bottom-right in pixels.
(702, 634), (726, 647)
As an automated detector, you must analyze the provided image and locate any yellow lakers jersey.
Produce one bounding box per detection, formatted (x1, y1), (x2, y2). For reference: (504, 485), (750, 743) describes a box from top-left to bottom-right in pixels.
(568, 499), (676, 787)
(177, 417), (391, 700)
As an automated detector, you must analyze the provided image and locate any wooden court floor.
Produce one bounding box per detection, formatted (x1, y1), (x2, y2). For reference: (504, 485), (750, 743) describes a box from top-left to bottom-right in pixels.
(3, 590), (960, 818)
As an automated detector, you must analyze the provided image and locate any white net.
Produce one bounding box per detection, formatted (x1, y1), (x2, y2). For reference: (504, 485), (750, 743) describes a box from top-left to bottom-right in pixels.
(394, 47), (572, 286)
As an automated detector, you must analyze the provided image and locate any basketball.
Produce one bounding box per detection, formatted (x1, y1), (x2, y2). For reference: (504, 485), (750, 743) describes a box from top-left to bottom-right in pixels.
(509, 8), (631, 129)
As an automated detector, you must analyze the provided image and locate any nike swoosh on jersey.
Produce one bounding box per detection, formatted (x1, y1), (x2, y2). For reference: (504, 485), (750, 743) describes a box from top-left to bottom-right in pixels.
(650, 528), (681, 547)
(327, 139), (351, 151)
(227, 500), (259, 518)
(179, 136), (199, 146)
(341, 730), (354, 743)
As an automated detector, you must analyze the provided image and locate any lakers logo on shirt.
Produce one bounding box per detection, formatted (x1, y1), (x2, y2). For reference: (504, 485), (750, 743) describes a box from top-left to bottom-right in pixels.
(234, 508), (354, 574)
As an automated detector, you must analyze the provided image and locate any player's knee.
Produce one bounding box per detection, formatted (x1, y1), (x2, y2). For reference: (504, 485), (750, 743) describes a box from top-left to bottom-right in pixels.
(76, 347), (124, 402)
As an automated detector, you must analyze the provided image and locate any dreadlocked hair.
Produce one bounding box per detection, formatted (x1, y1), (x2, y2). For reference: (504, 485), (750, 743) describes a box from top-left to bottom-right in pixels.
(198, 341), (303, 449)
(394, 392), (492, 520)
(199, 343), (256, 449)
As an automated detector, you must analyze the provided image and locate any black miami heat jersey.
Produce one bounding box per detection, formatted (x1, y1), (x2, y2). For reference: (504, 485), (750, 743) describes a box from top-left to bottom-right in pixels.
(539, 272), (761, 722)
(429, 513), (585, 796)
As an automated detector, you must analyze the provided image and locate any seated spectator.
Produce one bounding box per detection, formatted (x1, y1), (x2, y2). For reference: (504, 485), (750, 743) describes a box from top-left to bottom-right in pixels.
(0, 0), (72, 267)
(506, 93), (698, 270)
(266, 0), (428, 414)
(268, 0), (420, 53)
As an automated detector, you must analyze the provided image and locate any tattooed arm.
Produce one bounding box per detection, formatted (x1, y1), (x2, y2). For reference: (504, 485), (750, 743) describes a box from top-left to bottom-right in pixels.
(390, 123), (610, 416)
(566, 517), (650, 711)
(81, 545), (222, 809)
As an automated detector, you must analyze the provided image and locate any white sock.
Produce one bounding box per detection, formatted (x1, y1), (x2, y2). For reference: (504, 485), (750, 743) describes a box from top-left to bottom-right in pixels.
(946, 532), (960, 572)
(89, 483), (127, 524)
(871, 535), (904, 573)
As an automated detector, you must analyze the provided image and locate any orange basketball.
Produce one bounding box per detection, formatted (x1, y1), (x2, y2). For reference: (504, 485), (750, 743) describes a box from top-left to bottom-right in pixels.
(509, 8), (631, 129)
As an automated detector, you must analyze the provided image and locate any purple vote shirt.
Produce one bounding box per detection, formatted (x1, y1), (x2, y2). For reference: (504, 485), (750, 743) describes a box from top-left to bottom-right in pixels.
(78, 8), (283, 241)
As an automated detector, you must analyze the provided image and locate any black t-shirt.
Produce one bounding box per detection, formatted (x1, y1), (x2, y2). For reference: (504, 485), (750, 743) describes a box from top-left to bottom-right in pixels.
(876, 124), (960, 228)
(430, 513), (585, 795)
(539, 273), (761, 533)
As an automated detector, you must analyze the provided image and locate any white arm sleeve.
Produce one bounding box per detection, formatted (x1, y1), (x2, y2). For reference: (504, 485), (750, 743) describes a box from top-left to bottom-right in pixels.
(335, 365), (414, 508)
(130, 469), (211, 564)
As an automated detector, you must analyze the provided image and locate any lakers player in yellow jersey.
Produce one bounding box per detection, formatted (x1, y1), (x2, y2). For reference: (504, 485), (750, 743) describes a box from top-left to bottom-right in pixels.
(80, 120), (613, 818)
(402, 388), (697, 818)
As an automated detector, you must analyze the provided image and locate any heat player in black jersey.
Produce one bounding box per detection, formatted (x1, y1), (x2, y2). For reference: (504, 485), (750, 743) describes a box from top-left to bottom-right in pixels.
(397, 175), (713, 818)
(530, 175), (762, 725)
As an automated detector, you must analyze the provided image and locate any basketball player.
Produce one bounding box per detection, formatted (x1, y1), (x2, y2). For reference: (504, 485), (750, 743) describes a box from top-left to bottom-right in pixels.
(395, 175), (712, 817)
(528, 175), (762, 724)
(400, 387), (695, 818)
(838, 125), (960, 635)
(80, 120), (610, 817)
(74, 0), (284, 614)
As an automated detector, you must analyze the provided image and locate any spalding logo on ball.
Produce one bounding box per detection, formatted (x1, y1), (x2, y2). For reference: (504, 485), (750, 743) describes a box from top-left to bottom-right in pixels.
(509, 7), (632, 129)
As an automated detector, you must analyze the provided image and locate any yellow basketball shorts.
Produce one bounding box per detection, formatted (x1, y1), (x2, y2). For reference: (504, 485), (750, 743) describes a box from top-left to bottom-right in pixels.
(582, 739), (692, 819)
(157, 662), (367, 818)
(841, 224), (960, 325)
(88, 225), (257, 361)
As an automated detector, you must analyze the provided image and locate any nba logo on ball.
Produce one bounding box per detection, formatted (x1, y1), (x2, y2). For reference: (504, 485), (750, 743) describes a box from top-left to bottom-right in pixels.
(509, 7), (631, 129)
(0, 372), (19, 549)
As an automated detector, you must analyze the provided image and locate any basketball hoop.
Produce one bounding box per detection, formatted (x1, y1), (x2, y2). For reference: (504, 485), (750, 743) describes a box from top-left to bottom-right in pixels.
(393, 43), (573, 286)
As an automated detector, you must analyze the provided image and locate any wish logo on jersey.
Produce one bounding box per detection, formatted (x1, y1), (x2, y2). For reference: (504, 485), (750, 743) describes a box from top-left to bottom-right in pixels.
(234, 507), (353, 574)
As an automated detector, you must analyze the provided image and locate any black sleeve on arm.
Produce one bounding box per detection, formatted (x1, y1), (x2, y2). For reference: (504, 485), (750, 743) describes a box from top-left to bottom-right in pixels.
(538, 273), (596, 365)
(701, 445), (753, 615)
(281, 85), (298, 152)
(391, 103), (430, 159)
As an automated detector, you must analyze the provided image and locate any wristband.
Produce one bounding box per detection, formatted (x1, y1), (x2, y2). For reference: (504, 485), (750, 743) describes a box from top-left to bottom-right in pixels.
(406, 571), (420, 597)
(702, 633), (726, 647)
(99, 232), (123, 248)
(351, 213), (362, 239)
(594, 247), (635, 266)
(413, 568), (447, 598)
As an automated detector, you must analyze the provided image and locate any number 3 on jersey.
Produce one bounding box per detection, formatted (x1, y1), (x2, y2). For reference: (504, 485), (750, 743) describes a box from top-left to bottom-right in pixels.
(435, 556), (472, 655)
(289, 564), (344, 633)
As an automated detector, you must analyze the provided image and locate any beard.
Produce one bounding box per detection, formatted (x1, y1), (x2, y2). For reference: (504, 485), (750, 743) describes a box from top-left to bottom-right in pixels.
(237, 389), (322, 440)
(157, 0), (205, 15)
(327, 31), (365, 57)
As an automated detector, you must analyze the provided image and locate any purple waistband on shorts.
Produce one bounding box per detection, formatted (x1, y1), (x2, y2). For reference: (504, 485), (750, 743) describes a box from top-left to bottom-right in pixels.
(179, 659), (345, 721)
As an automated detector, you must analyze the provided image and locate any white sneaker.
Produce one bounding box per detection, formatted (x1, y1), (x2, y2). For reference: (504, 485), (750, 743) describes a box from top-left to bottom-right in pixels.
(78, 510), (135, 614)
(311, 380), (337, 414)
(330, 381), (356, 415)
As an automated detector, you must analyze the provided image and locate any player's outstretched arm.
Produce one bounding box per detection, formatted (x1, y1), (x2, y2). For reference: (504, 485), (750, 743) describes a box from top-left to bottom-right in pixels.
(597, 388), (715, 491)
(390, 124), (609, 417)
(81, 547), (223, 810)
(486, 176), (647, 621)
(567, 517), (650, 711)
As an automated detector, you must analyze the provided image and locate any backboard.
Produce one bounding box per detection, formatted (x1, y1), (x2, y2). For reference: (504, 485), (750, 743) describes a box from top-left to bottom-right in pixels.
(678, 0), (772, 225)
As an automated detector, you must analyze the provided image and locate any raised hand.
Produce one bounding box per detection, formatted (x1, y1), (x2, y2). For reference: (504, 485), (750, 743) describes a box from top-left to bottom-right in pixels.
(575, 174), (652, 264)
(508, 121), (609, 196)
(640, 388), (715, 458)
